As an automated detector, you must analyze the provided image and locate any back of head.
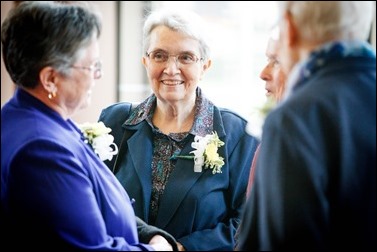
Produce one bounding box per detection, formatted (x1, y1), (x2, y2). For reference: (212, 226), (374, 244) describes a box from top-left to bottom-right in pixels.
(277, 1), (374, 43)
(142, 8), (211, 60)
(1, 1), (102, 88)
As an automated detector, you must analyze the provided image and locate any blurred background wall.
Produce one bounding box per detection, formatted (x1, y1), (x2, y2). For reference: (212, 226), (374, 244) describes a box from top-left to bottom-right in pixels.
(2, 1), (376, 123)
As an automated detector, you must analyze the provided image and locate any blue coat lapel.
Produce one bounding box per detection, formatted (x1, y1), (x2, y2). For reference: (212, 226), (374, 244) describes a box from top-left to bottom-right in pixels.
(155, 135), (204, 228)
(118, 107), (228, 227)
(122, 122), (153, 220)
(155, 110), (226, 228)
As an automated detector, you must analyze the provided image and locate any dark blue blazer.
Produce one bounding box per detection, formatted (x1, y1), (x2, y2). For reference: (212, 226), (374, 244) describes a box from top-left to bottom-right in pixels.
(100, 102), (259, 251)
(237, 52), (376, 250)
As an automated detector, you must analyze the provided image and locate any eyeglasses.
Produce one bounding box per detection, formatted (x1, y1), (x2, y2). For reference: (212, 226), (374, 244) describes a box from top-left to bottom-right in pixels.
(146, 50), (203, 65)
(70, 60), (102, 79)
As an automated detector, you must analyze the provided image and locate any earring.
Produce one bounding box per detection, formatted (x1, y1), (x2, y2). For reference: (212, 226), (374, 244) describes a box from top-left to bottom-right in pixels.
(48, 90), (56, 99)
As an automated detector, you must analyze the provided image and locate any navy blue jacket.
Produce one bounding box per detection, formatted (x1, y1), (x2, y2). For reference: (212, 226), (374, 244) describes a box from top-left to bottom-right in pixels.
(100, 101), (259, 251)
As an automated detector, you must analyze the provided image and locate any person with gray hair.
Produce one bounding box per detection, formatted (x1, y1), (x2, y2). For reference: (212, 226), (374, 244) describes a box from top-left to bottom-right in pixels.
(1, 2), (176, 250)
(99, 8), (259, 251)
(237, 1), (376, 251)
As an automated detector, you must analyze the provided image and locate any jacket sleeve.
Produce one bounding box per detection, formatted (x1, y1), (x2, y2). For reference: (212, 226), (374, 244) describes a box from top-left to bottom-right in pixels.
(178, 109), (259, 251)
(99, 103), (179, 250)
(137, 217), (178, 251)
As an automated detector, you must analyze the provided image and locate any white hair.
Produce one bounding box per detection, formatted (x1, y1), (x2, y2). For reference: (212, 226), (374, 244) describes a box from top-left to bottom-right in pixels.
(277, 1), (374, 42)
(142, 8), (211, 60)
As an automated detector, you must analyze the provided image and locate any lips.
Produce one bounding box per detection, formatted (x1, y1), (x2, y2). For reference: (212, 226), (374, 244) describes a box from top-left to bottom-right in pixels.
(161, 80), (184, 86)
(265, 88), (272, 96)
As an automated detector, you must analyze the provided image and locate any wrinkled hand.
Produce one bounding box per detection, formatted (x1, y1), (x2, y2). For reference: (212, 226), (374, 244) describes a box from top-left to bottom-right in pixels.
(149, 234), (173, 251)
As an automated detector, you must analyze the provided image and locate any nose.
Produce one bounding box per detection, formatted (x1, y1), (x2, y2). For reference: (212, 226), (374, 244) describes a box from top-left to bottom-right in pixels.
(163, 56), (181, 74)
(259, 64), (271, 82)
(167, 55), (180, 65)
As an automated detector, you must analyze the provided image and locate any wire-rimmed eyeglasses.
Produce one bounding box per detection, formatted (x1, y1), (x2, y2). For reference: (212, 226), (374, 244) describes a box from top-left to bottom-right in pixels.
(146, 50), (203, 65)
(70, 60), (102, 79)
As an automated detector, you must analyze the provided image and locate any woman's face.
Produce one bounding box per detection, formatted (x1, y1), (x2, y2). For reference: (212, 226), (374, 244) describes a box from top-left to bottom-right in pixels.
(142, 26), (210, 105)
(58, 38), (101, 116)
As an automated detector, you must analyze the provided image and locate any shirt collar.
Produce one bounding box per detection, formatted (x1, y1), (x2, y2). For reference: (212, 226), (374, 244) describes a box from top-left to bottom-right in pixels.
(125, 87), (215, 137)
(282, 40), (376, 102)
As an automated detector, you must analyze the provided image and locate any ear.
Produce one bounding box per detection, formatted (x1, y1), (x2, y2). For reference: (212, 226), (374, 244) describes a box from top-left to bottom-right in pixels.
(142, 56), (147, 67)
(203, 59), (212, 72)
(199, 59), (211, 80)
(39, 66), (58, 93)
(285, 11), (298, 47)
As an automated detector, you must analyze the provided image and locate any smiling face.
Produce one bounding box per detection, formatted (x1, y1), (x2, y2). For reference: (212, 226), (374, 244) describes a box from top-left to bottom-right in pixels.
(259, 38), (287, 102)
(142, 25), (210, 105)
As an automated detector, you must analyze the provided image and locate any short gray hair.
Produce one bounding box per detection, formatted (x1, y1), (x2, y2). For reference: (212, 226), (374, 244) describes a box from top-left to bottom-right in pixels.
(277, 1), (374, 43)
(142, 8), (210, 60)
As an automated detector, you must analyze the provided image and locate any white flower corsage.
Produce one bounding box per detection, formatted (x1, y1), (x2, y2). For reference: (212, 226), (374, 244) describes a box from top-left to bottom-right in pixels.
(171, 131), (225, 174)
(78, 121), (118, 161)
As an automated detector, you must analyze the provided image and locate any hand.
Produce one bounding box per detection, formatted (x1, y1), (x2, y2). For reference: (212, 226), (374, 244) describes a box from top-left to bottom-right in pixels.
(149, 234), (173, 251)
(177, 242), (186, 251)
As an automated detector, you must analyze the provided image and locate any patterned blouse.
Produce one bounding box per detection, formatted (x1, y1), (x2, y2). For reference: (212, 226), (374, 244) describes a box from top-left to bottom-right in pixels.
(124, 87), (215, 225)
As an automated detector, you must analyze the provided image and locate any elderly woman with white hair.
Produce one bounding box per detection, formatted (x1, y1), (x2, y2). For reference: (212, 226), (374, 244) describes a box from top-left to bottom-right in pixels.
(237, 1), (376, 251)
(99, 8), (259, 251)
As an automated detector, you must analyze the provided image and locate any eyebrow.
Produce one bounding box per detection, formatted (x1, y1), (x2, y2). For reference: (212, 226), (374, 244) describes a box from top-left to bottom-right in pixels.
(150, 49), (197, 54)
(267, 54), (278, 60)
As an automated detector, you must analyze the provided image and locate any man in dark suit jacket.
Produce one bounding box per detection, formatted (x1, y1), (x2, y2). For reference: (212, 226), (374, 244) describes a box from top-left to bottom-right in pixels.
(237, 1), (376, 251)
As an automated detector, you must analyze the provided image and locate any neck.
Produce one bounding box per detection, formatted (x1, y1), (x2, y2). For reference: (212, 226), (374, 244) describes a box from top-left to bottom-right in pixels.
(152, 99), (196, 134)
(24, 86), (69, 120)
